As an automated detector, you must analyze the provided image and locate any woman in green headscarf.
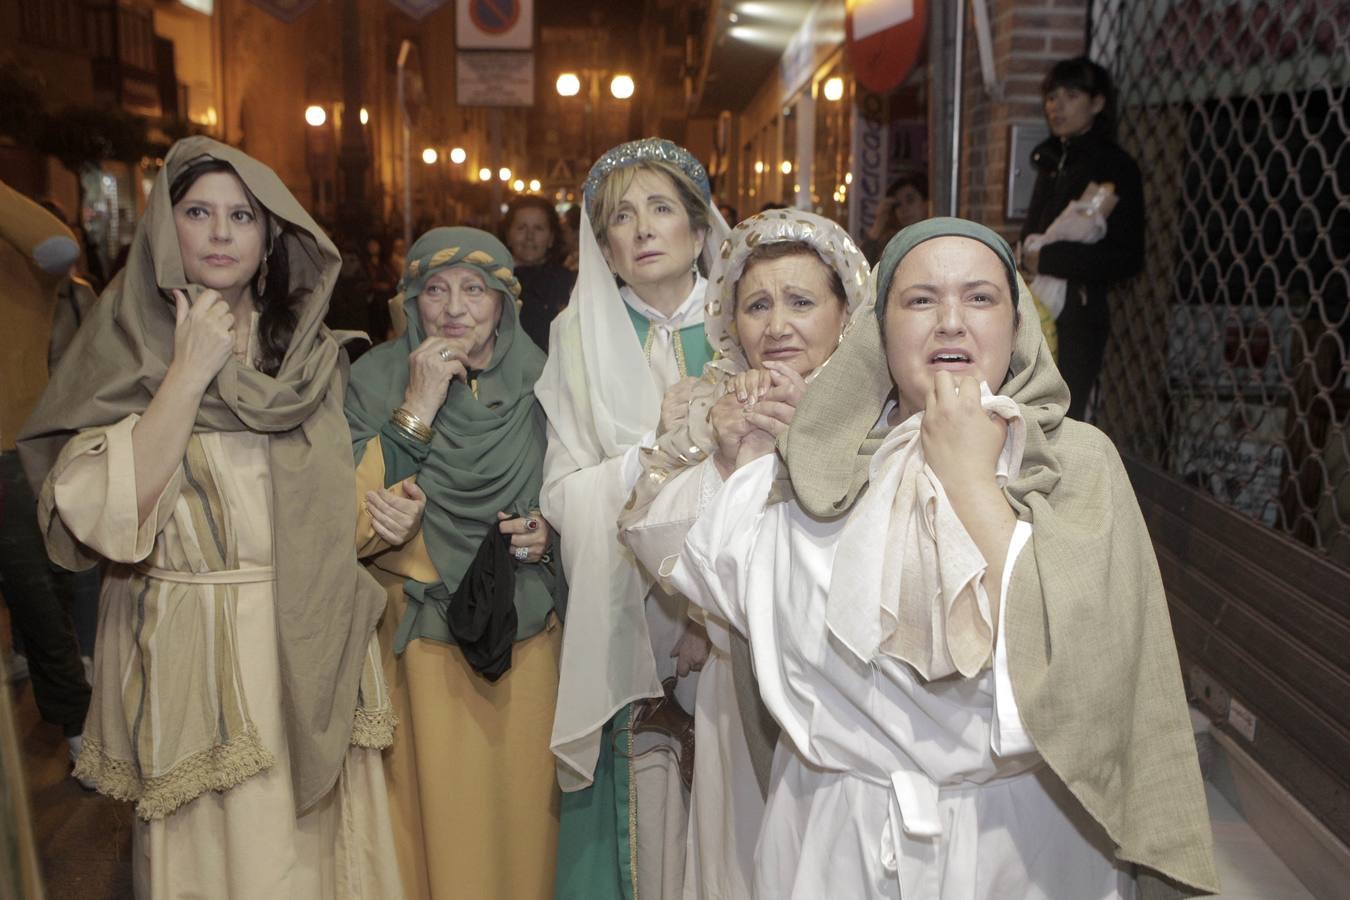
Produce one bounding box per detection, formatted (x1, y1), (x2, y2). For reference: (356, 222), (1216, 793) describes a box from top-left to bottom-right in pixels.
(345, 226), (565, 900)
(666, 218), (1217, 898)
(18, 136), (401, 897)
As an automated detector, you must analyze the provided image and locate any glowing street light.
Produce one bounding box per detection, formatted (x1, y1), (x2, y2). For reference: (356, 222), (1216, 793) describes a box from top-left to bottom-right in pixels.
(359, 107), (370, 124)
(450, 147), (467, 164)
(421, 147), (438, 165)
(780, 160), (793, 175)
(822, 76), (845, 102)
(478, 167), (492, 182)
(753, 160), (765, 174)
(512, 178), (525, 191)
(304, 105), (326, 127)
(498, 167), (512, 182)
(556, 73), (581, 97)
(609, 74), (635, 100)
(528, 178), (541, 192)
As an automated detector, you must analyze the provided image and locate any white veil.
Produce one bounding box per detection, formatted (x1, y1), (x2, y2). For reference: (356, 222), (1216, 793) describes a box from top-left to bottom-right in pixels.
(537, 177), (730, 790)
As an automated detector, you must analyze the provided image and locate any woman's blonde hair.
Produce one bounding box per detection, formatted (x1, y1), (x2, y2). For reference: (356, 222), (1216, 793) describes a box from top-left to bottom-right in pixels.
(588, 160), (711, 246)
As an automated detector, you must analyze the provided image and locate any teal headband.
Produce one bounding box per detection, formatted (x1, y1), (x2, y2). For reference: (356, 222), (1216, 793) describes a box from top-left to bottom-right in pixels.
(875, 217), (1019, 324)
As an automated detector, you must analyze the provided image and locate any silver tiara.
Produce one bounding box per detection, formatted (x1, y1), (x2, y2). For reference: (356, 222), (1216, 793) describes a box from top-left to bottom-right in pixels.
(582, 137), (711, 211)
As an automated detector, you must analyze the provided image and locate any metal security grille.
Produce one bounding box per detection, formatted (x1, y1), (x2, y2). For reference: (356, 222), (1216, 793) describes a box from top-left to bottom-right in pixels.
(1088, 1), (1350, 567)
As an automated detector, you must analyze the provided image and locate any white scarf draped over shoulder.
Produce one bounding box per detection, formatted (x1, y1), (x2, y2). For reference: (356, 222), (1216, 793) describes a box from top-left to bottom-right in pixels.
(827, 384), (1026, 680)
(536, 203), (729, 790)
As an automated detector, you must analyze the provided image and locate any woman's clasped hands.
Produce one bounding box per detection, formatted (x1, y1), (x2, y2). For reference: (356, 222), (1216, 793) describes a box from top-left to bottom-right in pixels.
(710, 360), (807, 478)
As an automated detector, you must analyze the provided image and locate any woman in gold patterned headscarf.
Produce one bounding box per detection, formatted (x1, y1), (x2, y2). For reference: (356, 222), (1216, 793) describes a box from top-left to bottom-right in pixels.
(620, 207), (870, 900)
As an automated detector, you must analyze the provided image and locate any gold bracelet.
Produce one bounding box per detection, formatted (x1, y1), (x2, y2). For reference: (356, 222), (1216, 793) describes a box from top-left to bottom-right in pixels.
(392, 407), (433, 442)
(391, 407), (433, 443)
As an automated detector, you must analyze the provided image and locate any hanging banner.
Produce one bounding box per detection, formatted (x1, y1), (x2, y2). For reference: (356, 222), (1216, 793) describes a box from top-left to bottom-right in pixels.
(456, 0), (533, 49)
(246, 0), (317, 22)
(386, 0), (453, 19)
(846, 0), (927, 93)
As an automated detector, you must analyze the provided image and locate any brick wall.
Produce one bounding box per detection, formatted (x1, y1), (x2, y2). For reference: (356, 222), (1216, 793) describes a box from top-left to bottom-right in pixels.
(958, 0), (1088, 243)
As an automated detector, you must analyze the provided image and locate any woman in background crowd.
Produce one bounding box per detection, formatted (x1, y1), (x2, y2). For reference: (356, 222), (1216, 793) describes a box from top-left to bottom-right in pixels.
(502, 196), (576, 352)
(1020, 56), (1143, 420)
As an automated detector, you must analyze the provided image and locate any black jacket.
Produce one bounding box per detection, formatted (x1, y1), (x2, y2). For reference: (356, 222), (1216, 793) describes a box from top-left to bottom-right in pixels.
(516, 261), (575, 353)
(1020, 128), (1145, 307)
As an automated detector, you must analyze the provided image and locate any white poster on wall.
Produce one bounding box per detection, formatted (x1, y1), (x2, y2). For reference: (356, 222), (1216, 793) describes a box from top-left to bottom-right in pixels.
(456, 0), (533, 50)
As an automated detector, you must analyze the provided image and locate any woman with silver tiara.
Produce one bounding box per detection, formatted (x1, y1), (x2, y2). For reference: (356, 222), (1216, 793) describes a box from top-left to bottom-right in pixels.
(536, 138), (730, 899)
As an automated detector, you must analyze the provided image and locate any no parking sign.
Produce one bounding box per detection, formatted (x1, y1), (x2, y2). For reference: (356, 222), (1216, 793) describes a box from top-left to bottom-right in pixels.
(456, 0), (533, 49)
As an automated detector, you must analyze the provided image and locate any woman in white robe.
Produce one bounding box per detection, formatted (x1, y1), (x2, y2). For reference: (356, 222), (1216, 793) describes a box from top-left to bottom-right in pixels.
(668, 218), (1218, 899)
(620, 209), (871, 900)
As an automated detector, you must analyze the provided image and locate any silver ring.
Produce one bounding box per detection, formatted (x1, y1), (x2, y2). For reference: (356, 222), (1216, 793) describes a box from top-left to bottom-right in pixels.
(439, 348), (455, 361)
(513, 546), (530, 562)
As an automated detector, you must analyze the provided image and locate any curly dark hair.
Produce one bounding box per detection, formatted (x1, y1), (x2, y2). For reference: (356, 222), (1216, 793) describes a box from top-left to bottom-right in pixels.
(169, 157), (294, 378)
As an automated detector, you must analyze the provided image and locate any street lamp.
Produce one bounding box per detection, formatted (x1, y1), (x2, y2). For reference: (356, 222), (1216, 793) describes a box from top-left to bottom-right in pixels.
(304, 105), (327, 127)
(450, 147), (467, 164)
(359, 107), (370, 124)
(780, 160), (793, 175)
(529, 178), (541, 192)
(421, 147), (438, 165)
(609, 74), (635, 100)
(556, 73), (582, 97)
(498, 167), (512, 182)
(478, 167), (492, 182)
(822, 76), (845, 102)
(512, 178), (525, 192)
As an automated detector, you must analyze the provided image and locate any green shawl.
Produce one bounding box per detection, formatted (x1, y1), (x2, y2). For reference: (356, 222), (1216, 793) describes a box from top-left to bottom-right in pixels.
(17, 136), (386, 814)
(345, 227), (560, 651)
(780, 218), (1219, 896)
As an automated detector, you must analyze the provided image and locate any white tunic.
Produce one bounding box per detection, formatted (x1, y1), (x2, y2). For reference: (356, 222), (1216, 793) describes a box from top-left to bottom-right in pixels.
(669, 454), (1132, 900)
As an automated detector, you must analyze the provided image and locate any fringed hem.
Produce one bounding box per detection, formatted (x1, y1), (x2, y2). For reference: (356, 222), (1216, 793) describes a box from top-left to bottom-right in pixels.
(351, 705), (398, 750)
(74, 728), (276, 821)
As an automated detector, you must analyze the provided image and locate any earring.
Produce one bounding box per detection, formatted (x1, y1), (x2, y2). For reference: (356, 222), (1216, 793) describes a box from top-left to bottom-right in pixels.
(255, 255), (269, 296)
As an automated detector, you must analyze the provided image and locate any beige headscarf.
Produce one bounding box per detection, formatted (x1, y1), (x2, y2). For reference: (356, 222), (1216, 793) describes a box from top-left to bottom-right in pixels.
(780, 219), (1219, 897)
(18, 136), (387, 814)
